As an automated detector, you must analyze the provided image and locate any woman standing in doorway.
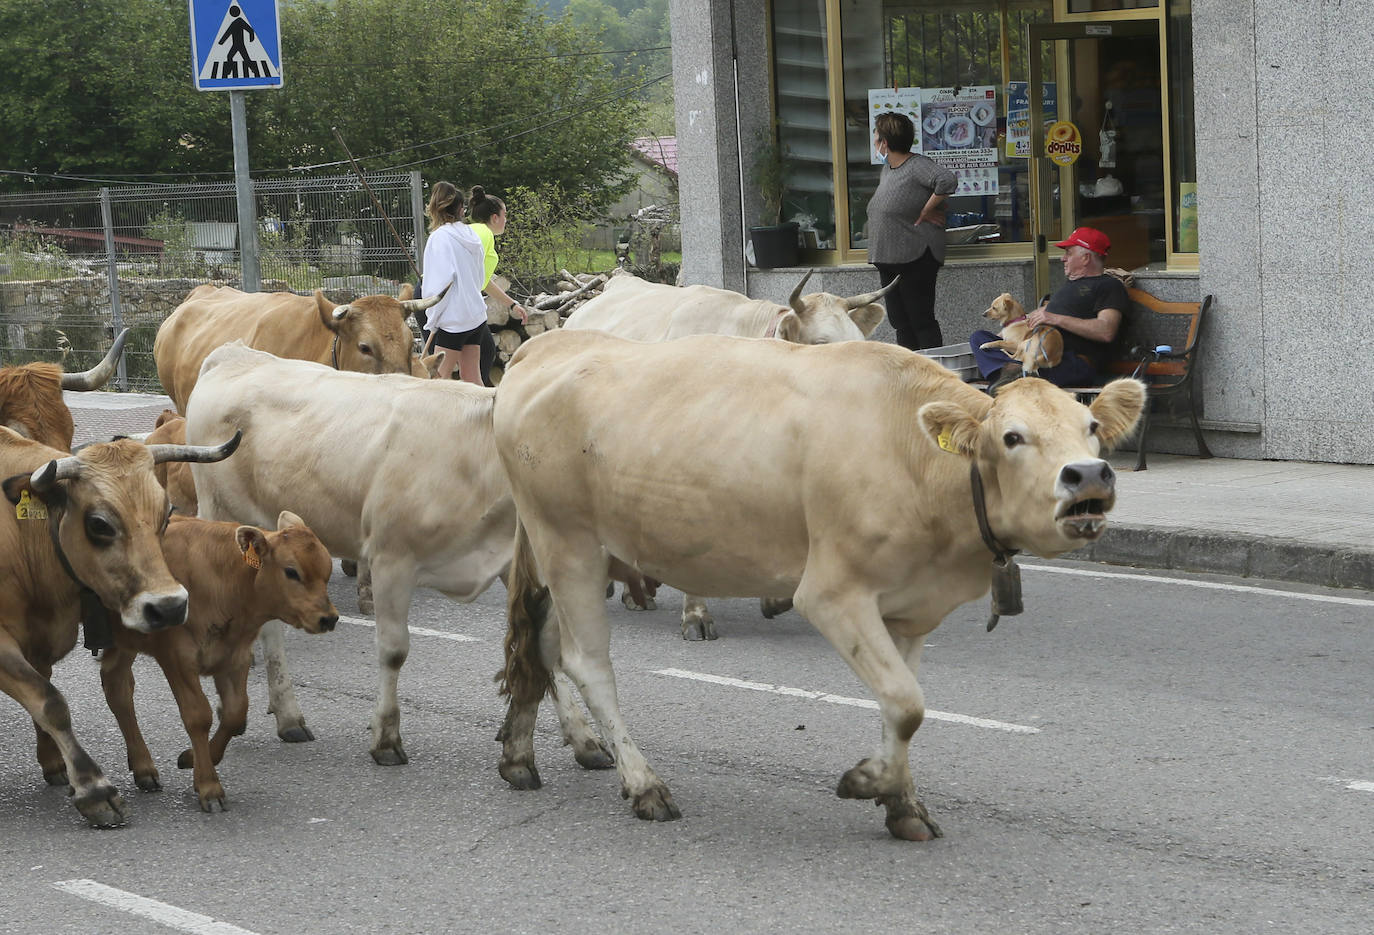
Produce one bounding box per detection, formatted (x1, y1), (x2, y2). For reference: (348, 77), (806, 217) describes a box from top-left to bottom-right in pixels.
(866, 112), (957, 351)
(468, 186), (528, 384)
(420, 181), (486, 384)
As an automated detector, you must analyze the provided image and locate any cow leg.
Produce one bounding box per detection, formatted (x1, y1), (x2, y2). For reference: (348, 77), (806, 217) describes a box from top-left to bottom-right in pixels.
(161, 661), (225, 812)
(680, 594), (717, 641)
(792, 585), (939, 842)
(619, 584), (656, 612)
(551, 670), (613, 770)
(259, 619), (314, 743)
(367, 557), (417, 765)
(29, 660), (66, 785)
(191, 668), (249, 769)
(99, 647), (161, 792)
(546, 555), (678, 820)
(356, 560), (374, 616)
(0, 636), (127, 827)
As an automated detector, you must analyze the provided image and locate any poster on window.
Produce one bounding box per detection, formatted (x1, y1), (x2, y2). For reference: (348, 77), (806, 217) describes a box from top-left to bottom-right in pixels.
(867, 87), (922, 166)
(1005, 81), (1058, 158)
(918, 86), (999, 195)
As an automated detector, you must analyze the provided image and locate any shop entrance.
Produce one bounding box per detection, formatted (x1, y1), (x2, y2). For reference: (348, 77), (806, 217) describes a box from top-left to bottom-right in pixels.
(1028, 19), (1163, 297)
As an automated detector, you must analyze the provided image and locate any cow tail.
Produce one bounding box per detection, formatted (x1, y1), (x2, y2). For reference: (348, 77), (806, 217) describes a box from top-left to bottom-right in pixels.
(497, 516), (554, 705)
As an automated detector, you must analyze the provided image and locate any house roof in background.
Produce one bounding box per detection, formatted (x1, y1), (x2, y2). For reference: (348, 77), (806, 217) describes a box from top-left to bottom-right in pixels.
(630, 136), (677, 177)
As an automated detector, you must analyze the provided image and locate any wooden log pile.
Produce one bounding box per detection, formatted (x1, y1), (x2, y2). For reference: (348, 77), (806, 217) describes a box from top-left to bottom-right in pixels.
(486, 270), (612, 383)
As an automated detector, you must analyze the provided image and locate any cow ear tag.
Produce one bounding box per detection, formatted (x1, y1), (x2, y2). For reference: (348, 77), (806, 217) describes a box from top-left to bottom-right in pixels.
(243, 544), (262, 569)
(16, 490), (47, 520)
(937, 428), (958, 454)
(986, 554), (1023, 631)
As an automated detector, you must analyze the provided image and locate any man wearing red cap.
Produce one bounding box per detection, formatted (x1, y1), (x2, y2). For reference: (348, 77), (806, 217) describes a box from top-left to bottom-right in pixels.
(970, 225), (1128, 392)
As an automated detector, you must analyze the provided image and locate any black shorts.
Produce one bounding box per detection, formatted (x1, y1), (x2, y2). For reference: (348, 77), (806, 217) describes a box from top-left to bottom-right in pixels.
(428, 323), (487, 350)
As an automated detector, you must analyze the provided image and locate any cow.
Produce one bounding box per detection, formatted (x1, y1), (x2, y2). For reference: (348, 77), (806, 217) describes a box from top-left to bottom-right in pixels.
(0, 429), (240, 827)
(154, 284), (444, 413)
(0, 329), (130, 451)
(99, 511), (338, 812)
(564, 271), (898, 639)
(144, 410), (198, 515)
(493, 329), (1145, 841)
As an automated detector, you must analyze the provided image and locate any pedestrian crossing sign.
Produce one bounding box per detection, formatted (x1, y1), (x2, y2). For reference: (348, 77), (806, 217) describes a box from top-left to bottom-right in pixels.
(189, 0), (283, 91)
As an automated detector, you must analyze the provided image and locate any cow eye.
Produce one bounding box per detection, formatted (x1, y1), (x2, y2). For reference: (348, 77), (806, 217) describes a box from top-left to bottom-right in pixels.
(1003, 431), (1024, 448)
(284, 567), (301, 582)
(85, 513), (117, 545)
(1088, 420), (1100, 436)
(358, 343), (373, 356)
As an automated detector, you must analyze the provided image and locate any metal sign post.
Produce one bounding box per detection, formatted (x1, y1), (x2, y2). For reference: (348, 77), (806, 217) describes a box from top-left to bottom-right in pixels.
(189, 0), (283, 293)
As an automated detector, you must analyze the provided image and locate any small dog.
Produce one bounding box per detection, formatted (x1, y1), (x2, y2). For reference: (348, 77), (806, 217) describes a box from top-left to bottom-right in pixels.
(979, 292), (1064, 375)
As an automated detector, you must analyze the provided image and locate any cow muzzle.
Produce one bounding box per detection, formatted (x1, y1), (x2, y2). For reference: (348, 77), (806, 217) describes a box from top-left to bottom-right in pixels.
(1054, 458), (1117, 539)
(126, 586), (190, 632)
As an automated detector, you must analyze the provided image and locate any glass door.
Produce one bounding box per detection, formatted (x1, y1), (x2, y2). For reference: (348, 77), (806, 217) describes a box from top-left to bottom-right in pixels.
(1028, 18), (1161, 297)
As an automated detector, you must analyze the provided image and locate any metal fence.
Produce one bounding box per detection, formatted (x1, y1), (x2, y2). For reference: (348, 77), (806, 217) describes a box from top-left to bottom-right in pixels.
(0, 172), (425, 392)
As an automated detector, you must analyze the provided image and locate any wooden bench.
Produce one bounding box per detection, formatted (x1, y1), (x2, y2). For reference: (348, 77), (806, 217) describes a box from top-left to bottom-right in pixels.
(1064, 288), (1213, 472)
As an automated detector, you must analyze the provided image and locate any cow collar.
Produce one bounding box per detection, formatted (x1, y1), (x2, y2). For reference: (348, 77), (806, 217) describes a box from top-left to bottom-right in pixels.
(330, 334), (340, 369)
(968, 463), (1024, 632)
(764, 310), (789, 339)
(43, 500), (114, 655)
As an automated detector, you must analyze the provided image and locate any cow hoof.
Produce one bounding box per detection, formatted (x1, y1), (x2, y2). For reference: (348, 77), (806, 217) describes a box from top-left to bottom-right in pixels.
(621, 590), (651, 612)
(198, 790), (228, 813)
(886, 812), (942, 841)
(629, 787), (681, 821)
(835, 758), (882, 800)
(74, 784), (129, 828)
(499, 758), (542, 790)
(341, 559), (358, 577)
(43, 768), (69, 787)
(177, 749), (194, 769)
(760, 597), (793, 619)
(357, 591), (375, 616)
(134, 771), (161, 792)
(573, 743), (615, 771)
(605, 581), (615, 599)
(278, 724), (315, 743)
(371, 745), (408, 766)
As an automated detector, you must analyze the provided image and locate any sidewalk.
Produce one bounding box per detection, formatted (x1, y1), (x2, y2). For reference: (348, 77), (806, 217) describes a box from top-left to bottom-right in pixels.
(65, 392), (1374, 594)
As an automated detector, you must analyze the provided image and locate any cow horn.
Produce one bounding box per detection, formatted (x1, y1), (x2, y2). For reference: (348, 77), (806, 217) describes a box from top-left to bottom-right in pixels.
(148, 429), (242, 466)
(787, 269), (815, 316)
(60, 328), (130, 391)
(842, 275), (901, 310)
(400, 282), (449, 314)
(332, 305), (351, 321)
(30, 456), (82, 492)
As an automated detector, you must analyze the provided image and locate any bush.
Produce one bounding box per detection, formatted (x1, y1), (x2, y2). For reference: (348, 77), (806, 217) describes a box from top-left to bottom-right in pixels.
(500, 185), (608, 290)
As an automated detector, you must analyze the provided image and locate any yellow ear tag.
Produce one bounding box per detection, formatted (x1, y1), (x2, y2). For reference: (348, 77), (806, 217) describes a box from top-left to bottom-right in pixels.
(243, 544), (262, 569)
(16, 490), (48, 520)
(937, 428), (958, 454)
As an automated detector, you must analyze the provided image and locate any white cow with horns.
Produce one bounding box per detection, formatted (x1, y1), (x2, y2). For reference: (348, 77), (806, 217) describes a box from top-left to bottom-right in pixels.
(494, 328), (1145, 841)
(563, 269), (897, 638)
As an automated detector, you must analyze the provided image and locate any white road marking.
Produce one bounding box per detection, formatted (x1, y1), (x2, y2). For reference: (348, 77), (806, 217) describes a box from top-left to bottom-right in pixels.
(1025, 563), (1374, 608)
(1347, 781), (1374, 793)
(654, 667), (1040, 734)
(52, 880), (261, 935)
(338, 614), (480, 642)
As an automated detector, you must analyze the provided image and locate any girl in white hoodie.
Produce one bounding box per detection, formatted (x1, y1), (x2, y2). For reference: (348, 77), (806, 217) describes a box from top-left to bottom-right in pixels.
(420, 181), (487, 383)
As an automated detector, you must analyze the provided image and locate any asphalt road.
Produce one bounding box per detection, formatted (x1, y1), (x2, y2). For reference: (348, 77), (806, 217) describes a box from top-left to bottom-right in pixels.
(1, 559), (1370, 934)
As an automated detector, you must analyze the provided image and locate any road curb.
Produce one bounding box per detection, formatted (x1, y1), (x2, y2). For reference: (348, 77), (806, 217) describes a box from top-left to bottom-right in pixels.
(1073, 523), (1374, 592)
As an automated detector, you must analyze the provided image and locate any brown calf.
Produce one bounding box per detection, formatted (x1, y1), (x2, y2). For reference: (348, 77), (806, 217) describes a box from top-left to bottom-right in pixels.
(100, 511), (338, 812)
(145, 410), (198, 515)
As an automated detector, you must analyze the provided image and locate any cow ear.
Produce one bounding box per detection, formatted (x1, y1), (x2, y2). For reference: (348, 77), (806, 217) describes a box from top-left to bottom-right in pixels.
(774, 312), (803, 342)
(849, 303), (885, 338)
(2, 473), (32, 505)
(235, 525), (269, 558)
(1089, 378), (1147, 450)
(277, 510), (305, 531)
(917, 401), (981, 458)
(398, 282), (414, 302)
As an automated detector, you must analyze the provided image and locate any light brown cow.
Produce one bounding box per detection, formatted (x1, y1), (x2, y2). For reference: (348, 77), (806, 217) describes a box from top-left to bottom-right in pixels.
(100, 511), (337, 812)
(0, 429), (240, 827)
(154, 284), (443, 412)
(144, 410), (198, 515)
(494, 329), (1144, 840)
(564, 271), (897, 638)
(0, 329), (130, 450)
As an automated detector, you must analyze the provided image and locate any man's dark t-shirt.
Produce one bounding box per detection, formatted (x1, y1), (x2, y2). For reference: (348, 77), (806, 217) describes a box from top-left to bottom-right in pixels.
(1047, 274), (1130, 370)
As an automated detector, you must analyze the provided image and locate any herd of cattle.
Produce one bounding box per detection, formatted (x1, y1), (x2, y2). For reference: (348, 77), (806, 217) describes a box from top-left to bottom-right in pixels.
(1, 270), (1145, 841)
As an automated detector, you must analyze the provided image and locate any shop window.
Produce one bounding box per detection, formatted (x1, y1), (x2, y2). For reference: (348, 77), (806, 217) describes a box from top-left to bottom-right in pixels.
(770, 0), (836, 249)
(1066, 0), (1158, 11)
(1167, 0), (1197, 255)
(840, 1), (1052, 253)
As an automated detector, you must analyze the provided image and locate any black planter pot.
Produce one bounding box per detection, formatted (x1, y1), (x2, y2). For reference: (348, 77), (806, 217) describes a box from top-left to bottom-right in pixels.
(749, 222), (800, 269)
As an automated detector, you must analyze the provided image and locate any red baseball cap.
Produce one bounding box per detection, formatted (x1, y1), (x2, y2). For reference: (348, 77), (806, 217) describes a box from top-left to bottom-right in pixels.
(1054, 226), (1111, 256)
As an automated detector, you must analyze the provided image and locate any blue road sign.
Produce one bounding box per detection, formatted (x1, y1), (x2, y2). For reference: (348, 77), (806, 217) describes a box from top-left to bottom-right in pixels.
(189, 0), (283, 91)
